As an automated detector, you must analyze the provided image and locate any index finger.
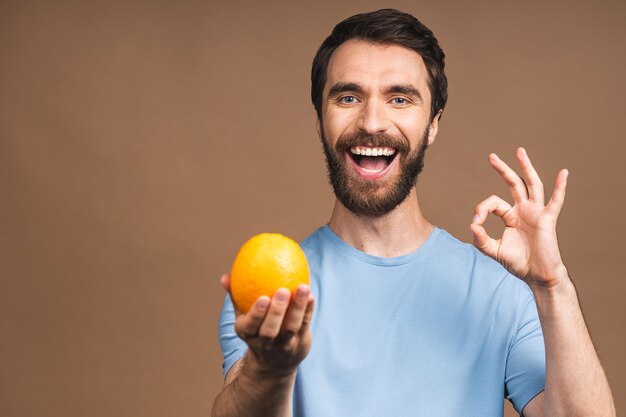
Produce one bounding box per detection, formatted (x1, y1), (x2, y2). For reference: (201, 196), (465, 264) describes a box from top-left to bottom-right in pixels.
(234, 296), (271, 340)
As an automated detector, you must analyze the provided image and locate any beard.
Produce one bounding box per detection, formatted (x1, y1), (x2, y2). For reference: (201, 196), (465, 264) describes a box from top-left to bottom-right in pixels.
(320, 126), (430, 218)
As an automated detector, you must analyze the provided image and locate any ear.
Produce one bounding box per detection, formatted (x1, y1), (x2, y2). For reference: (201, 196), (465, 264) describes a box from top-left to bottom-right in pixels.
(426, 110), (443, 146)
(316, 118), (322, 139)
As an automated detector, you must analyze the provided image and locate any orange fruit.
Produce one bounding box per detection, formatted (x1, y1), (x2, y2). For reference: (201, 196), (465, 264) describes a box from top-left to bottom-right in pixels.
(230, 233), (310, 313)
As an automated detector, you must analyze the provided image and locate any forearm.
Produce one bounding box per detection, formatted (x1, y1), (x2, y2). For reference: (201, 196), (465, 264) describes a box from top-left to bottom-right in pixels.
(532, 274), (615, 417)
(211, 355), (296, 417)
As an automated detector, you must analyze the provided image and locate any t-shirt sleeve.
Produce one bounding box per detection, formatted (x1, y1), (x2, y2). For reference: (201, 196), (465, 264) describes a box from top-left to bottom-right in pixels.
(218, 294), (248, 377)
(504, 289), (546, 414)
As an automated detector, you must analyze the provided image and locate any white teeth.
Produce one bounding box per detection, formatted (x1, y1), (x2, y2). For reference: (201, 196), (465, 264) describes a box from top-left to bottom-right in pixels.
(350, 146), (396, 156)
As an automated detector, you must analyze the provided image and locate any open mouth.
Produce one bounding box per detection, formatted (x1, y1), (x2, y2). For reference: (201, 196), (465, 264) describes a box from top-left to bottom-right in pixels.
(348, 146), (398, 178)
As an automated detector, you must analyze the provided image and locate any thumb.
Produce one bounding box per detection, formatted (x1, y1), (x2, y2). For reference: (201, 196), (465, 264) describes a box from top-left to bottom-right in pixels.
(220, 273), (231, 293)
(220, 274), (242, 316)
(470, 223), (499, 259)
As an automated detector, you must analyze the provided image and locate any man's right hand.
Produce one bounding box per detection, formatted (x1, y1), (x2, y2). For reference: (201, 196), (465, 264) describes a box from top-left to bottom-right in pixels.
(212, 276), (314, 417)
(220, 274), (315, 378)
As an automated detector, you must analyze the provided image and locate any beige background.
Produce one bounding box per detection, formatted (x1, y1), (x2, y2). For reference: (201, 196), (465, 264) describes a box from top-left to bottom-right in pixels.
(1, 1), (624, 416)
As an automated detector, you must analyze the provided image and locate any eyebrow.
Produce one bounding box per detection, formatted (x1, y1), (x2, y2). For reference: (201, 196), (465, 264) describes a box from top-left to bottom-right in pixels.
(327, 82), (423, 103)
(386, 84), (423, 102)
(327, 82), (363, 98)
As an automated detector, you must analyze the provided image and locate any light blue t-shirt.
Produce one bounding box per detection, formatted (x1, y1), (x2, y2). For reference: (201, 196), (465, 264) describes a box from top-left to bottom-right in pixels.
(219, 225), (545, 416)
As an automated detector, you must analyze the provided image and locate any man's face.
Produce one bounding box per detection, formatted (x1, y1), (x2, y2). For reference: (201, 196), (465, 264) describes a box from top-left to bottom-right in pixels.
(318, 39), (439, 217)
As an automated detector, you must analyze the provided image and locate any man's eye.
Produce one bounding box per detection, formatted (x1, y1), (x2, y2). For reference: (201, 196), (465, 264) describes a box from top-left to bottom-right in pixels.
(339, 96), (357, 104)
(391, 97), (408, 105)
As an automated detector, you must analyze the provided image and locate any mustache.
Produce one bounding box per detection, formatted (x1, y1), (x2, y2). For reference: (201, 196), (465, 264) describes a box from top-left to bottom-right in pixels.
(335, 132), (410, 154)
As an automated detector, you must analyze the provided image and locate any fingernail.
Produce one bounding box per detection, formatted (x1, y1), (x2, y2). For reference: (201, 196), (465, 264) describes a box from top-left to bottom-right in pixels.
(472, 215), (480, 224)
(296, 286), (309, 299)
(275, 289), (290, 302)
(257, 298), (269, 310)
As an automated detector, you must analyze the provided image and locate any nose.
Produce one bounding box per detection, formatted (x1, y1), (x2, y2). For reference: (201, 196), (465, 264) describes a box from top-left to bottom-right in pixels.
(356, 100), (390, 135)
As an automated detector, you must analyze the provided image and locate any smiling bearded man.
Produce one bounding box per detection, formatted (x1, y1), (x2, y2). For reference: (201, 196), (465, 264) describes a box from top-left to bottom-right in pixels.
(213, 8), (616, 417)
(320, 127), (429, 217)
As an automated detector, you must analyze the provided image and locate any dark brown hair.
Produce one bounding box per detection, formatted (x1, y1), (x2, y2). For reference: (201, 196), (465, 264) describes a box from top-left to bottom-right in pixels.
(311, 9), (448, 122)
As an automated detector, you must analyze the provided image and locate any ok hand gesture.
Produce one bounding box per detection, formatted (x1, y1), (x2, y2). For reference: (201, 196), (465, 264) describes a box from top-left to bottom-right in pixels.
(470, 147), (570, 290)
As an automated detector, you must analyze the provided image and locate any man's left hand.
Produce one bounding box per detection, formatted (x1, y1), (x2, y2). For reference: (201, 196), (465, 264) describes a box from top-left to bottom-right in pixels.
(470, 147), (570, 290)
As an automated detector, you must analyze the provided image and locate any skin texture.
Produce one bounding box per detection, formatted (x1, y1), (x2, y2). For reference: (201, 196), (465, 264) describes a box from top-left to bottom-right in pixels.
(212, 39), (615, 417)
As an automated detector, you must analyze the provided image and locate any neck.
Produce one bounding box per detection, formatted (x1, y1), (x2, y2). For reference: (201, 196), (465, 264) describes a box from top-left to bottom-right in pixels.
(327, 187), (433, 258)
